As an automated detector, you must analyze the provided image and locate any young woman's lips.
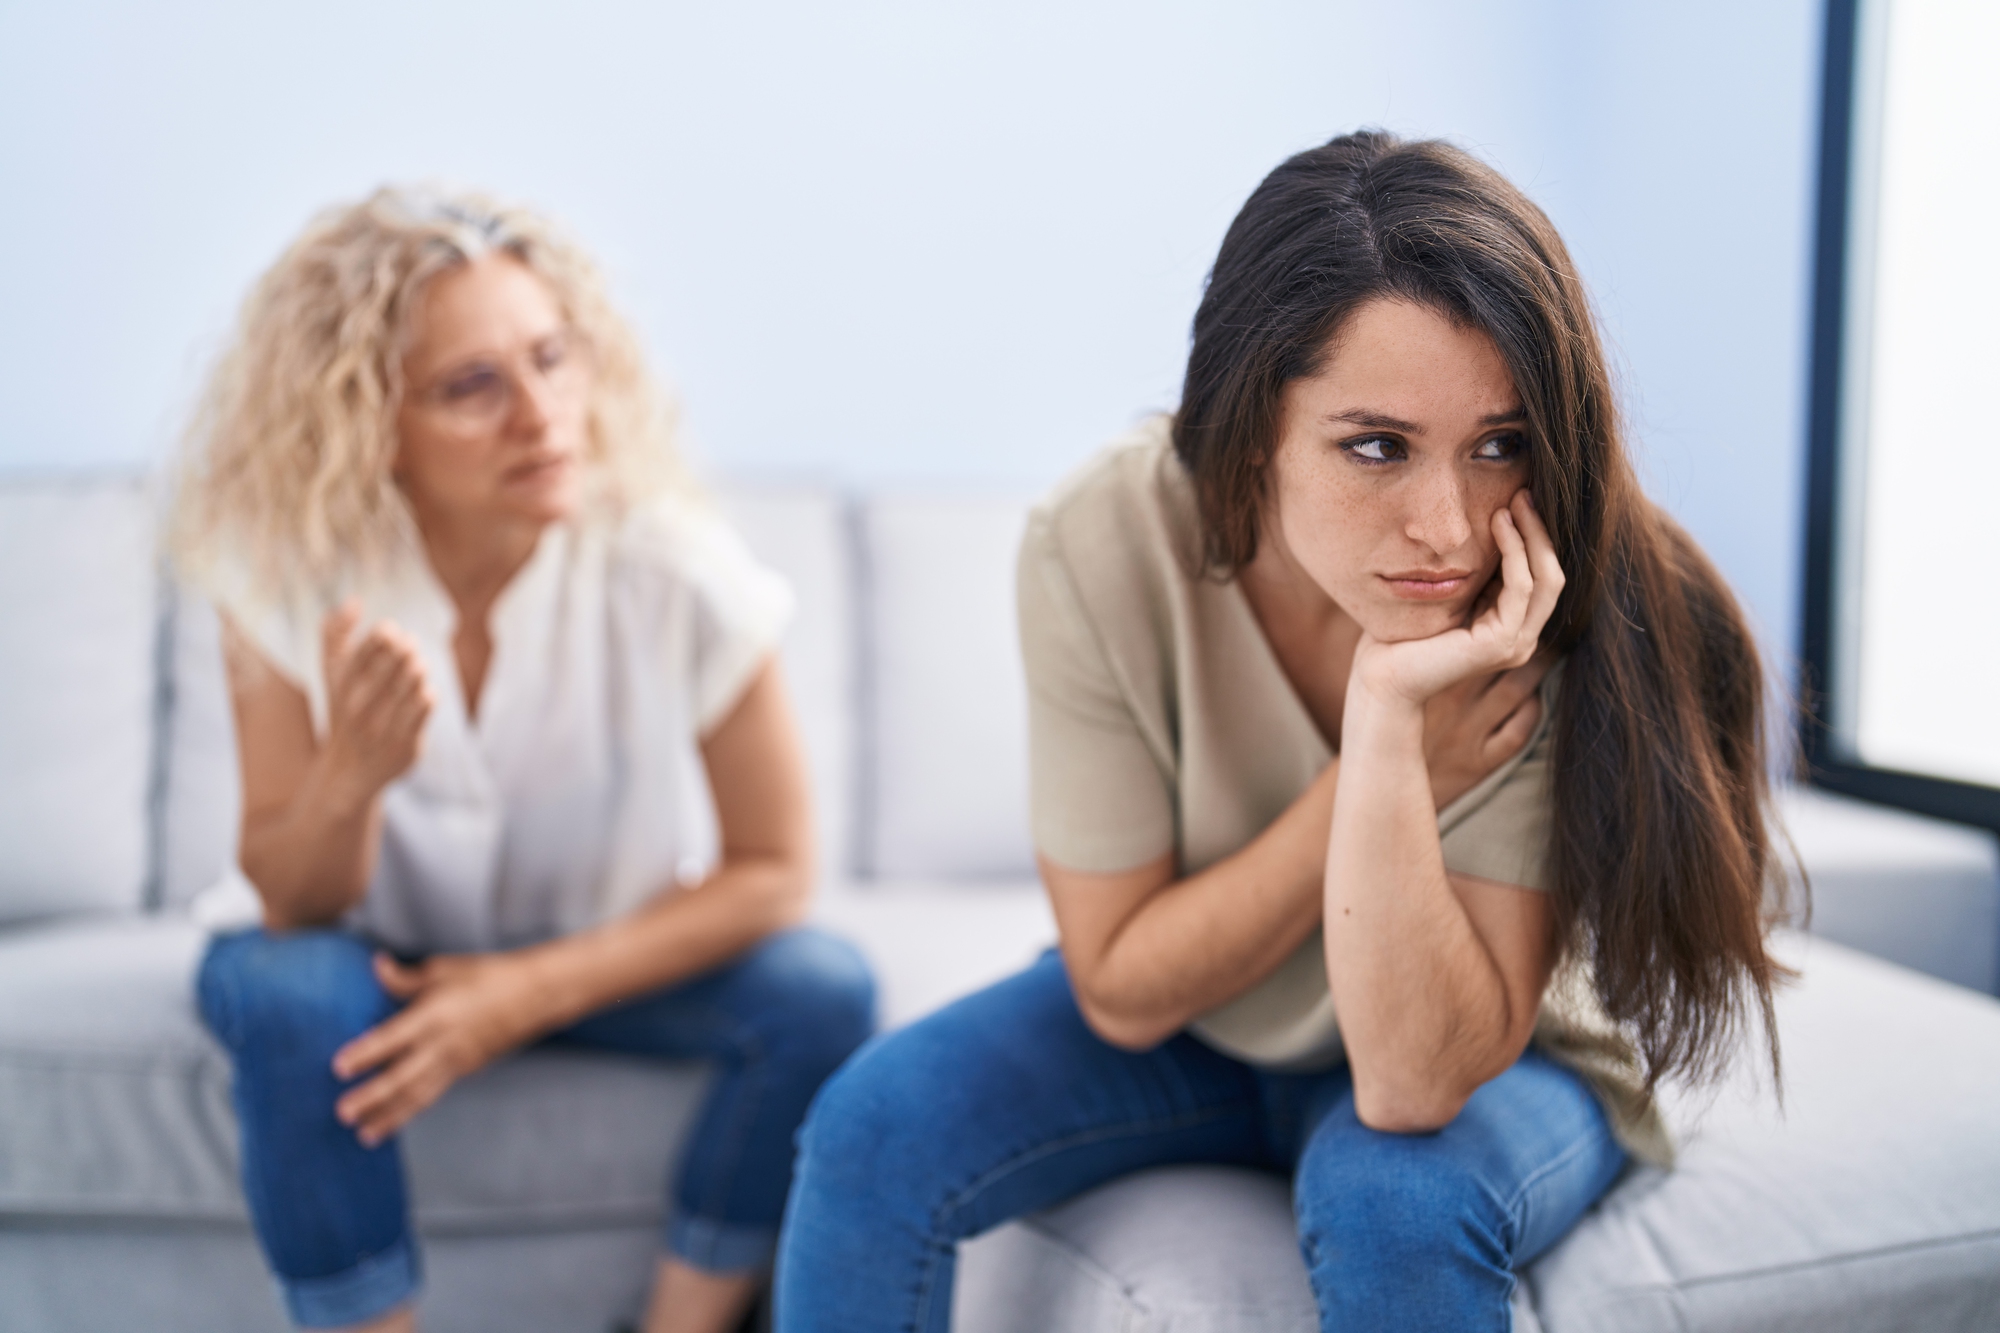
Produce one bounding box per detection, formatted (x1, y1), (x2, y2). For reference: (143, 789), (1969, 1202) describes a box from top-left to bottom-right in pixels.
(1380, 571), (1472, 601)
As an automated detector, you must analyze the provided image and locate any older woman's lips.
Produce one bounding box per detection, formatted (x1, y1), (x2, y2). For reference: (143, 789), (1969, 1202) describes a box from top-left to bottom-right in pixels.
(1380, 571), (1472, 601)
(506, 454), (571, 482)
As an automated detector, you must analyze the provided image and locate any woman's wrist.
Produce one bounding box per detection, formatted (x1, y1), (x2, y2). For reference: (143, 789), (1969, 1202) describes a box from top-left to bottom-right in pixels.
(304, 744), (384, 821)
(502, 940), (597, 1036)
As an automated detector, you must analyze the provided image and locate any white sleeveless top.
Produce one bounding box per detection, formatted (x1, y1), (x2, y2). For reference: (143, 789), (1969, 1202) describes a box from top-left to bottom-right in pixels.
(197, 495), (792, 956)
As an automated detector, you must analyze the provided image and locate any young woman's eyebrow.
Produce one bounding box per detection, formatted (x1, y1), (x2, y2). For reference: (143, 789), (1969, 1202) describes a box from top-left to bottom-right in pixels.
(1321, 407), (1526, 432)
(1323, 409), (1421, 432)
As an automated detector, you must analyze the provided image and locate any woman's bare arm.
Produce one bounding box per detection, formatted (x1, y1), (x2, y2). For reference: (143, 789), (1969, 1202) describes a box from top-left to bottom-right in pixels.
(505, 657), (815, 1029)
(226, 606), (432, 929)
(1046, 653), (1546, 1051)
(328, 658), (815, 1144)
(1324, 492), (1565, 1132)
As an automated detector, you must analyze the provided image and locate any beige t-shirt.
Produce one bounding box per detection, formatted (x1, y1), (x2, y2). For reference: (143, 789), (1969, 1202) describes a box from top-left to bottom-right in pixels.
(1018, 418), (1671, 1167)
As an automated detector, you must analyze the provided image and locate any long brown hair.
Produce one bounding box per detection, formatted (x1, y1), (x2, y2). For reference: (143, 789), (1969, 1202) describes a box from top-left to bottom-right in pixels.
(1174, 130), (1786, 1089)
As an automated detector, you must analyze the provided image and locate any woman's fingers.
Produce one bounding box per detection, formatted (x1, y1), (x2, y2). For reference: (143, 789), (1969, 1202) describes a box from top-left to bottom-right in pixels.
(320, 600), (363, 683)
(1486, 505), (1534, 643)
(339, 1051), (449, 1145)
(373, 953), (428, 999)
(332, 1008), (422, 1081)
(1511, 491), (1566, 640)
(354, 1064), (453, 1145)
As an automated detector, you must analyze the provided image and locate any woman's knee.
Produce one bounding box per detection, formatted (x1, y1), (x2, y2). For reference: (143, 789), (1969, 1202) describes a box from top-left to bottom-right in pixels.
(793, 1022), (956, 1207)
(731, 927), (877, 1066)
(1294, 1120), (1506, 1275)
(197, 929), (393, 1057)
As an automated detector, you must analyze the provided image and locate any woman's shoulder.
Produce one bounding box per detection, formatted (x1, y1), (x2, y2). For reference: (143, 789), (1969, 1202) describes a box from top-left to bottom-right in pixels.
(1026, 413), (1201, 598)
(601, 489), (793, 634)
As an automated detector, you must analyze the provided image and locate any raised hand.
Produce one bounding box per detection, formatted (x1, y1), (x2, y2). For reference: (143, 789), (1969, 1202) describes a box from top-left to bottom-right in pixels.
(1351, 490), (1566, 711)
(319, 600), (436, 799)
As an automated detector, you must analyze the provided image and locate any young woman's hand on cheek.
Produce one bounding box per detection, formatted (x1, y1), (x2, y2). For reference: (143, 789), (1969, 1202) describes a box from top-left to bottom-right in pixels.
(329, 952), (550, 1146)
(1350, 490), (1566, 712)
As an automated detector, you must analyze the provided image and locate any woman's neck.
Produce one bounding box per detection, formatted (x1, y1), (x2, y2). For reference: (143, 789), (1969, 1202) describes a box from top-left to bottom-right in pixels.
(1239, 530), (1364, 750)
(409, 505), (548, 720)
(412, 506), (547, 623)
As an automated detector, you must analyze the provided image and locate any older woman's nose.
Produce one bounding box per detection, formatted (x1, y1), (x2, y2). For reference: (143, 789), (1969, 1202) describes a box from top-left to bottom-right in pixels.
(1403, 463), (1474, 556)
(509, 369), (556, 436)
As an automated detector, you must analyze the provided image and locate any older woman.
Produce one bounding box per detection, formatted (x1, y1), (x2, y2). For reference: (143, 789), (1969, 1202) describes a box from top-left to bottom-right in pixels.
(174, 190), (874, 1333)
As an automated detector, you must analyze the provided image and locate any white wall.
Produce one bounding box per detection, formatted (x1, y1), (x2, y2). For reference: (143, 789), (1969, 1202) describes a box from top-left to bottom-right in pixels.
(0, 0), (1818, 656)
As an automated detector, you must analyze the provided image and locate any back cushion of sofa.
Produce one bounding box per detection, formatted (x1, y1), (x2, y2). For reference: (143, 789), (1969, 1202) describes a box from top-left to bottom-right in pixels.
(860, 494), (1036, 881)
(0, 478), (157, 922)
(156, 587), (239, 909)
(159, 483), (860, 905)
(713, 485), (857, 883)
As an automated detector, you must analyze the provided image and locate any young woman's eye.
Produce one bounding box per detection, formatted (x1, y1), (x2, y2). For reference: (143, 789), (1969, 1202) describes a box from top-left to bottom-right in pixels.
(1344, 435), (1404, 463)
(533, 338), (568, 373)
(1474, 431), (1527, 461)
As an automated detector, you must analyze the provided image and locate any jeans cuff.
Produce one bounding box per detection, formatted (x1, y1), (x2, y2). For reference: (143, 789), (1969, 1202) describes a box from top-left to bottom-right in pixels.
(282, 1234), (422, 1328)
(668, 1212), (778, 1274)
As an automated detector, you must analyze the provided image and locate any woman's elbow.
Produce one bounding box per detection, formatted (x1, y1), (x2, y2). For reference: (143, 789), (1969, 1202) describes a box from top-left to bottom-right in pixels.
(1072, 982), (1181, 1053)
(1351, 1076), (1472, 1135)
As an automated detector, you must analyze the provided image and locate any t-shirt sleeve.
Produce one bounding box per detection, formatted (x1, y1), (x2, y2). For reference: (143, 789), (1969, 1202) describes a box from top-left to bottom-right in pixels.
(1018, 510), (1176, 874)
(1436, 710), (1554, 891)
(675, 507), (796, 736)
(199, 556), (331, 731)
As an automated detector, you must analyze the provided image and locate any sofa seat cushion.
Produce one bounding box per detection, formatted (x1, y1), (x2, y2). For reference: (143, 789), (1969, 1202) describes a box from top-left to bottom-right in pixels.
(955, 932), (2000, 1333)
(0, 915), (708, 1232)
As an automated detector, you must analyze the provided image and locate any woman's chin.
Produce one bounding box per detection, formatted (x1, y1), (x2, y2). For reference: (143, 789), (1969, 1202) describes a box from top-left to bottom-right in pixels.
(1359, 601), (1468, 644)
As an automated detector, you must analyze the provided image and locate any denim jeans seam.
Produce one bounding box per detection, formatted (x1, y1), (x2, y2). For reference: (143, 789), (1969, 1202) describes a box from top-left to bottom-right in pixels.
(1489, 1121), (1618, 1256)
(908, 1100), (1256, 1332)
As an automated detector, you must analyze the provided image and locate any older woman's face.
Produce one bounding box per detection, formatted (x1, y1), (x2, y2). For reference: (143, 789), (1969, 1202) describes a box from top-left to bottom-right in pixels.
(1264, 298), (1531, 642)
(394, 254), (589, 530)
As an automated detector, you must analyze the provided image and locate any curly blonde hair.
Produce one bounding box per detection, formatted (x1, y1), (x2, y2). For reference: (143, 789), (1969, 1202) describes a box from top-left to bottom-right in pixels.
(172, 186), (686, 609)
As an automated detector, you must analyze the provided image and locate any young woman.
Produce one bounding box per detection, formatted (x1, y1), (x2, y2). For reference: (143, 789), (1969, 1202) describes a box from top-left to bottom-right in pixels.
(174, 189), (875, 1333)
(774, 131), (1785, 1330)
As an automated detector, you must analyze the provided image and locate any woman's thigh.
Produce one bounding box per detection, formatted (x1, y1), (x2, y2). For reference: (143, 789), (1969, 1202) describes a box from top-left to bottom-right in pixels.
(554, 925), (876, 1069)
(1287, 1050), (1625, 1331)
(775, 950), (1272, 1333)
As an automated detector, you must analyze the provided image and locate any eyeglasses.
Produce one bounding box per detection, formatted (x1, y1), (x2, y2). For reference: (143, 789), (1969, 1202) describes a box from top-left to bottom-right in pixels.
(409, 331), (589, 430)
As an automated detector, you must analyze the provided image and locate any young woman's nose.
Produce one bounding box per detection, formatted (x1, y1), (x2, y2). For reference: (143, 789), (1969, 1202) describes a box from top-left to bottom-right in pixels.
(1403, 461), (1474, 556)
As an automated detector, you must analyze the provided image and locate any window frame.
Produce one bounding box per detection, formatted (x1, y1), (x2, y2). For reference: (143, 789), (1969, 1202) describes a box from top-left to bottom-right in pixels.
(1799, 0), (2000, 833)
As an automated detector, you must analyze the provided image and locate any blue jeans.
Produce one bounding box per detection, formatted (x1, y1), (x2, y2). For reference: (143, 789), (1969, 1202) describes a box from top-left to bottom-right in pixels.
(197, 925), (875, 1329)
(775, 950), (1624, 1332)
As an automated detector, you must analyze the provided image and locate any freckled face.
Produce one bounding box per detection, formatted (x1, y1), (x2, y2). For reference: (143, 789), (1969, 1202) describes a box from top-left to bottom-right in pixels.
(1263, 298), (1531, 642)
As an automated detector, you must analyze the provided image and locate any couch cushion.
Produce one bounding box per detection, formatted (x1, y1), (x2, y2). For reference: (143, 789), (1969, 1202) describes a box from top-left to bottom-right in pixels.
(714, 484), (858, 883)
(859, 494), (1037, 880)
(955, 932), (2000, 1332)
(1779, 787), (2000, 993)
(0, 882), (1048, 1231)
(0, 915), (707, 1231)
(0, 478), (157, 923)
(813, 880), (1056, 1028)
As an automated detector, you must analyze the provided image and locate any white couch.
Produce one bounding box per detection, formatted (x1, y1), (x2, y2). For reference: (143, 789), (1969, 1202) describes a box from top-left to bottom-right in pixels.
(3, 474), (1999, 1332)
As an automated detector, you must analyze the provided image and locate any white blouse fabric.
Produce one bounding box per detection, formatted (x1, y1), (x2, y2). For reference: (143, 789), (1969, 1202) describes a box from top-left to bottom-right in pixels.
(198, 496), (792, 957)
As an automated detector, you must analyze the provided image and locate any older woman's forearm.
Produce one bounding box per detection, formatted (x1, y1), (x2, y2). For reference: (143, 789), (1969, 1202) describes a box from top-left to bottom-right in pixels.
(1323, 693), (1516, 1131)
(239, 755), (385, 929)
(512, 853), (814, 1033)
